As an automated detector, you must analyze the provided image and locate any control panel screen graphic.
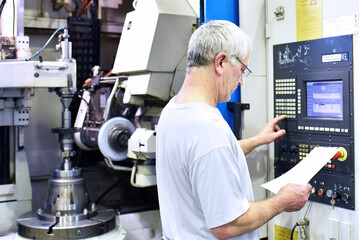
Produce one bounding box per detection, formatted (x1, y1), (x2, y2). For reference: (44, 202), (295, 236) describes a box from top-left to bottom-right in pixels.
(306, 81), (343, 119)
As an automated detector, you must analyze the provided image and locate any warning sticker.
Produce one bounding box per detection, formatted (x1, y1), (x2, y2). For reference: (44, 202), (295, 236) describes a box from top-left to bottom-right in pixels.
(275, 225), (298, 240)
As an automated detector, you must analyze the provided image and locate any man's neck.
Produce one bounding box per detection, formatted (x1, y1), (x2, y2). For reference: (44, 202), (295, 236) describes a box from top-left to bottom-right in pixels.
(174, 68), (218, 107)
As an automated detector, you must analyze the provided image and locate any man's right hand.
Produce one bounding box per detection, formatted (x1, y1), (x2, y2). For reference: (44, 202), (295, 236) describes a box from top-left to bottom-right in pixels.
(277, 183), (312, 212)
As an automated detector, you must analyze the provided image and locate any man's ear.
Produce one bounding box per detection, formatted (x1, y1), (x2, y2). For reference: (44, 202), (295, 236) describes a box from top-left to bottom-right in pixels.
(214, 52), (227, 76)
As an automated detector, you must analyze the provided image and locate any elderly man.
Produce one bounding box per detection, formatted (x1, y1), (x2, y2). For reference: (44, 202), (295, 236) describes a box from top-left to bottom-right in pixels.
(156, 20), (311, 240)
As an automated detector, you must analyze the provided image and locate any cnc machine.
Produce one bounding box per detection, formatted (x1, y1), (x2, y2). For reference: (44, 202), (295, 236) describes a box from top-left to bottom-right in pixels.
(270, 34), (359, 240)
(0, 0), (198, 238)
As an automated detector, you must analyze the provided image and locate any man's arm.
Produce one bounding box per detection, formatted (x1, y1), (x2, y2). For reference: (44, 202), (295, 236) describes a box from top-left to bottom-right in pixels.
(239, 115), (286, 155)
(211, 183), (312, 239)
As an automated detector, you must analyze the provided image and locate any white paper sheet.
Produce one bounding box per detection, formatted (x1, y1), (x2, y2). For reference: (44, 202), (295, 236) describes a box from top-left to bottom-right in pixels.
(261, 147), (338, 194)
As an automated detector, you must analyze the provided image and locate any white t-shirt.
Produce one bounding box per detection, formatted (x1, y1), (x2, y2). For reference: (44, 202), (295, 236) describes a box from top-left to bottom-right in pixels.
(156, 99), (259, 240)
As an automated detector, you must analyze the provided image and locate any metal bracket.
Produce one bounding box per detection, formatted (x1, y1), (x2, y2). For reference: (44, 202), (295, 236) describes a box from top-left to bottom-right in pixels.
(227, 102), (250, 140)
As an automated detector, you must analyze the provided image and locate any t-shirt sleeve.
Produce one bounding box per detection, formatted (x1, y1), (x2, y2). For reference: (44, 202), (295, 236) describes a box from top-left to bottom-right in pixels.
(190, 146), (250, 229)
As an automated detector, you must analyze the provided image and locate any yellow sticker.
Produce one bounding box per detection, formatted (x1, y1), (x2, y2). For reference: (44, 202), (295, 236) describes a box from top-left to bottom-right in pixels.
(275, 224), (298, 240)
(296, 0), (323, 41)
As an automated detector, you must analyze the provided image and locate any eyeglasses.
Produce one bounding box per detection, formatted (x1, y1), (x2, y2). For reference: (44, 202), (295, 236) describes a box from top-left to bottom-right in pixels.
(235, 57), (252, 78)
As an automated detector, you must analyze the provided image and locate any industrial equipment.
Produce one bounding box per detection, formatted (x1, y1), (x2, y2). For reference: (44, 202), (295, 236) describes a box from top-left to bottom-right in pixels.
(273, 35), (354, 210)
(0, 0), (197, 237)
(0, 28), (78, 234)
(0, 25), (126, 239)
(271, 34), (359, 239)
(74, 0), (197, 187)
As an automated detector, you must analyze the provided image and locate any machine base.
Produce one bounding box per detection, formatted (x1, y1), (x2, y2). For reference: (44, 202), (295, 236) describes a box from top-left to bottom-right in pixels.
(17, 208), (119, 240)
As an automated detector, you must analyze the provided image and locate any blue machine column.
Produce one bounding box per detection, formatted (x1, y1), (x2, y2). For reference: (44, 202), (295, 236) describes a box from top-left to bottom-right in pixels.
(200, 0), (246, 139)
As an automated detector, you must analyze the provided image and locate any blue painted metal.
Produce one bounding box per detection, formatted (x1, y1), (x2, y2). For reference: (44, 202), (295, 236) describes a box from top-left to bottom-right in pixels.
(200, 0), (240, 134)
(201, 0), (239, 25)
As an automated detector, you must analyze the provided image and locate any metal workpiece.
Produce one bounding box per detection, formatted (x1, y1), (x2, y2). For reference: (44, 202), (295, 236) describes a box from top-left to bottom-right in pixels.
(51, 86), (78, 170)
(44, 169), (89, 214)
(17, 168), (118, 239)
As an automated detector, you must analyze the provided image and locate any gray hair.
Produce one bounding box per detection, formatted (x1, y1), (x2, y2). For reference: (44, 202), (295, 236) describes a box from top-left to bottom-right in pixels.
(187, 20), (252, 72)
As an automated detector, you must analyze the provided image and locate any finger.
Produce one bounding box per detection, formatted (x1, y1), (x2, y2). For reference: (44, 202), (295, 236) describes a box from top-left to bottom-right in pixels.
(274, 129), (286, 139)
(274, 125), (280, 132)
(305, 184), (312, 191)
(272, 115), (287, 125)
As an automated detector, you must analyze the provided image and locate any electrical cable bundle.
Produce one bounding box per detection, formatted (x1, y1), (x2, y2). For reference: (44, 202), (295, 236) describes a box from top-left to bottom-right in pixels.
(78, 0), (93, 16)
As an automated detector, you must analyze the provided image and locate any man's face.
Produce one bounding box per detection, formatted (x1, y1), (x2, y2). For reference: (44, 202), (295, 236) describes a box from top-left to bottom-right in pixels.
(221, 53), (250, 102)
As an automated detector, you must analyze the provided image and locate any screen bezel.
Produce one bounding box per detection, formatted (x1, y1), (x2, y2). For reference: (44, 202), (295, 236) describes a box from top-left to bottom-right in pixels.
(305, 80), (344, 120)
(297, 70), (351, 131)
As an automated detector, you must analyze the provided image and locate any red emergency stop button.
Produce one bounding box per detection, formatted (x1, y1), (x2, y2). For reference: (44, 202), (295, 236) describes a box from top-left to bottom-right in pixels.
(332, 147), (347, 162)
(318, 189), (324, 196)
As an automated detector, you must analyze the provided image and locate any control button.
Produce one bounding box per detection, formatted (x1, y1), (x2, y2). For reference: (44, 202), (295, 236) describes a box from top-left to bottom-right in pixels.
(326, 189), (333, 198)
(318, 189), (324, 196)
(311, 187), (316, 194)
(342, 194), (350, 201)
(290, 143), (299, 155)
(332, 147), (347, 162)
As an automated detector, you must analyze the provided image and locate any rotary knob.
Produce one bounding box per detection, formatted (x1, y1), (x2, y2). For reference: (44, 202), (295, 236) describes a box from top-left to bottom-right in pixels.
(290, 143), (299, 155)
(280, 143), (288, 153)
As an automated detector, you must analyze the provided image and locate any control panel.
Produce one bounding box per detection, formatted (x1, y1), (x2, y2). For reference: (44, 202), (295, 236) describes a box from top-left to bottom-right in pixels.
(273, 35), (355, 210)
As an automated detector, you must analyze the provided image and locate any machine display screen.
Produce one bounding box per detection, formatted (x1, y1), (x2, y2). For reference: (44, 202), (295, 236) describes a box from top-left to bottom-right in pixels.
(306, 80), (343, 119)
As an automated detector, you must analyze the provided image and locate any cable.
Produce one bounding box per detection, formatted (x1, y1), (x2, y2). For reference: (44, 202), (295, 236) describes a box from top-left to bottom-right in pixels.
(290, 201), (312, 240)
(104, 157), (132, 172)
(290, 222), (299, 240)
(103, 76), (120, 122)
(78, 0), (93, 17)
(26, 26), (66, 61)
(78, 94), (89, 105)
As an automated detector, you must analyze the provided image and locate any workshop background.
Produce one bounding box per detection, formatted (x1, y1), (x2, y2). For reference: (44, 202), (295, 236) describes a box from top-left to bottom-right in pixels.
(1, 0), (359, 239)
